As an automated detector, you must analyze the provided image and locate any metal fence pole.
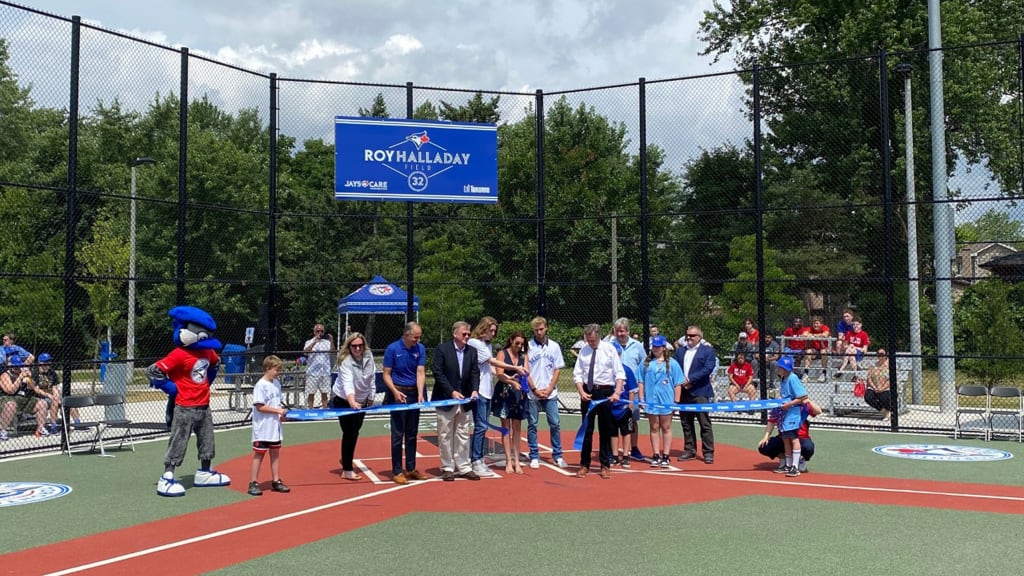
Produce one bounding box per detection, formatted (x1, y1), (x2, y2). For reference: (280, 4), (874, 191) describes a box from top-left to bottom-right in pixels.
(753, 62), (768, 402)
(267, 72), (279, 353)
(405, 81), (415, 318)
(176, 47), (189, 305)
(61, 16), (82, 453)
(535, 89), (546, 317)
(639, 77), (650, 343)
(878, 50), (899, 430)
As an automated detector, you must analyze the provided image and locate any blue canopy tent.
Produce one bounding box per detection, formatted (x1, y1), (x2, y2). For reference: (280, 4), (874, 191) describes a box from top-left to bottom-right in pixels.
(336, 276), (420, 342)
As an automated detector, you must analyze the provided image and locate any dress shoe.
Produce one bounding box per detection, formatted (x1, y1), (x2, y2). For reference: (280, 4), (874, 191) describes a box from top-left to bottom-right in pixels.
(677, 453), (697, 462)
(342, 470), (363, 481)
(575, 467), (589, 478)
(459, 470), (481, 481)
(600, 466), (612, 479)
(441, 470), (455, 482)
(703, 455), (714, 464)
(393, 472), (408, 485)
(405, 469), (427, 481)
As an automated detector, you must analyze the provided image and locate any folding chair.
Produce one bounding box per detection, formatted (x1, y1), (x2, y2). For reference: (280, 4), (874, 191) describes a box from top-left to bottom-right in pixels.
(954, 385), (990, 441)
(61, 395), (101, 457)
(988, 386), (1023, 442)
(93, 393), (136, 454)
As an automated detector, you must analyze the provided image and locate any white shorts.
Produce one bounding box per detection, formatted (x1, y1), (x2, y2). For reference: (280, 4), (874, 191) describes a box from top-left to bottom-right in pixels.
(305, 373), (331, 395)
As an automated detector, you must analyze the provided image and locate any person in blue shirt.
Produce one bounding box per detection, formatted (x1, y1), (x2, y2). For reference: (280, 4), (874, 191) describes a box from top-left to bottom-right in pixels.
(611, 318), (647, 462)
(381, 322), (427, 485)
(1, 333), (34, 366)
(609, 339), (638, 468)
(637, 335), (684, 467)
(775, 355), (809, 477)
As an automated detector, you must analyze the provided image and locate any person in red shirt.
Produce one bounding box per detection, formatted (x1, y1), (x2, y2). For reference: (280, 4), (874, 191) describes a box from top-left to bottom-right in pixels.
(743, 319), (760, 349)
(726, 353), (756, 402)
(146, 306), (232, 497)
(838, 320), (870, 373)
(805, 316), (831, 381)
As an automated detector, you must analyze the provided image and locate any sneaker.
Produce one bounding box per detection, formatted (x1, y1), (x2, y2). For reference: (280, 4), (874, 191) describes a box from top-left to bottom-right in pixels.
(611, 455), (621, 466)
(662, 455), (671, 468)
(271, 479), (290, 493)
(621, 457), (631, 469)
(772, 462), (789, 474)
(157, 472), (186, 497)
(247, 481), (262, 496)
(798, 461), (808, 473)
(473, 461), (498, 478)
(34, 428), (51, 437)
(0, 430), (8, 441)
(47, 422), (60, 434)
(786, 466), (800, 478)
(529, 458), (540, 469)
(630, 447), (645, 462)
(194, 469), (231, 487)
(650, 456), (662, 468)
(554, 457), (569, 469)
(817, 373), (827, 382)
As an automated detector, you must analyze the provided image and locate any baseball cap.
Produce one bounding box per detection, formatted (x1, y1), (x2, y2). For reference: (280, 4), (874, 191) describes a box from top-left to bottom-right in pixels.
(739, 332), (748, 338)
(651, 335), (667, 347)
(38, 353), (51, 363)
(8, 355), (24, 367)
(777, 355), (794, 372)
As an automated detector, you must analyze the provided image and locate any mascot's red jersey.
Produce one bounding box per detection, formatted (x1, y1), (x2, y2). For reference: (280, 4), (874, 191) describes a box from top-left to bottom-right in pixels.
(155, 348), (220, 407)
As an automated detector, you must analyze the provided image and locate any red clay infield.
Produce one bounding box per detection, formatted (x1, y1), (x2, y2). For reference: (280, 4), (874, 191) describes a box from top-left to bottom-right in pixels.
(8, 433), (1024, 575)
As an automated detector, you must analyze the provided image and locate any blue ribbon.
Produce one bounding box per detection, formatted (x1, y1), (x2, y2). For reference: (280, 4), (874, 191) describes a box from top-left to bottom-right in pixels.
(285, 397), (471, 420)
(572, 398), (784, 450)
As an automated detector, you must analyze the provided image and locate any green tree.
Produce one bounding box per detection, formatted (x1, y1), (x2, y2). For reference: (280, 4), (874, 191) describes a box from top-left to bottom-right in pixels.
(956, 208), (1024, 244)
(955, 280), (1024, 385)
(719, 235), (804, 337)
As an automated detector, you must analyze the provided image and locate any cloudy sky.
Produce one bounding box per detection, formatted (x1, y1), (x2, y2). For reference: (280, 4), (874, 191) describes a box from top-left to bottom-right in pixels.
(11, 0), (730, 91)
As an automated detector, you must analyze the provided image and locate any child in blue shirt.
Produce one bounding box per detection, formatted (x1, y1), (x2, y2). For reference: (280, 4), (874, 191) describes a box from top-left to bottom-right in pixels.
(775, 355), (808, 477)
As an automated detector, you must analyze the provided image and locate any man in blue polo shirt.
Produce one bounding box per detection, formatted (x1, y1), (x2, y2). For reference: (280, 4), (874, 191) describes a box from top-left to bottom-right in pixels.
(382, 322), (427, 484)
(611, 318), (646, 461)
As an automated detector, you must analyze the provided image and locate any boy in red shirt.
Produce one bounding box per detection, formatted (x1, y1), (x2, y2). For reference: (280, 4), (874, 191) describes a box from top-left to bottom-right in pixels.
(838, 320), (870, 373)
(805, 316), (831, 381)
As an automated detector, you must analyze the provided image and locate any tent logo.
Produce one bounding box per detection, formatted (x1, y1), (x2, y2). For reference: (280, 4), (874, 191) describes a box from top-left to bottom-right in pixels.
(369, 284), (394, 296)
(0, 482), (72, 507)
(872, 444), (1013, 462)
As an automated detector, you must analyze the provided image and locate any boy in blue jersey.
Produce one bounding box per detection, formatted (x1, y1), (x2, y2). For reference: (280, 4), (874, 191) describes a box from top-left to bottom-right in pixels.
(775, 355), (808, 477)
(611, 341), (638, 468)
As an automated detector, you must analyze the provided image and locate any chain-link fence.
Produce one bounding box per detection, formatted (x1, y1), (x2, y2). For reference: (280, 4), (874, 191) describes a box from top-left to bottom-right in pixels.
(1, 2), (1022, 456)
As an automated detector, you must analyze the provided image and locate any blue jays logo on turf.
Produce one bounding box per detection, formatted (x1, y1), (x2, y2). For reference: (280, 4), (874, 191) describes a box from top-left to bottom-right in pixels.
(0, 482), (72, 507)
(872, 444), (1013, 462)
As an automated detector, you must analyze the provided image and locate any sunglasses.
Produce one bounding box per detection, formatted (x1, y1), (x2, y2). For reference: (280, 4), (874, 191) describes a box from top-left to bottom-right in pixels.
(684, 334), (699, 338)
(350, 343), (365, 349)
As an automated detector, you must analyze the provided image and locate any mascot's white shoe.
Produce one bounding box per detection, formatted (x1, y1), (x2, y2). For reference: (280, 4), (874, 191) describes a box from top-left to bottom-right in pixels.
(194, 469), (231, 487)
(157, 472), (186, 497)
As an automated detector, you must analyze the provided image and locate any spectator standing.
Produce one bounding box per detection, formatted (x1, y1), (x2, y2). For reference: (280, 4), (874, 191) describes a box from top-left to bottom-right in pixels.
(611, 318), (646, 462)
(248, 355), (290, 496)
(431, 321), (481, 482)
(673, 325), (718, 464)
(573, 323), (625, 479)
(649, 324), (673, 351)
(493, 330), (530, 475)
(637, 335), (683, 468)
(526, 316), (568, 469)
(331, 332), (376, 481)
(864, 349), (892, 421)
(743, 319), (760, 350)
(302, 324), (335, 409)
(382, 322), (427, 484)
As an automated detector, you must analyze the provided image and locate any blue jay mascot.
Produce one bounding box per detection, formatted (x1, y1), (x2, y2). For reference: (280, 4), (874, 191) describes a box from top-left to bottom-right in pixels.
(146, 306), (231, 497)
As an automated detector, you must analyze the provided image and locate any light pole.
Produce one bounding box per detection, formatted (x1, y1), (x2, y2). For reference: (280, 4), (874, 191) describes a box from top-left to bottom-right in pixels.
(128, 157), (156, 367)
(896, 61), (924, 405)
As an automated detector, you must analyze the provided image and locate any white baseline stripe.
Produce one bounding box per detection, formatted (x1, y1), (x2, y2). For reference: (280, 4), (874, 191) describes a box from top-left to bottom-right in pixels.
(650, 470), (1024, 502)
(43, 482), (421, 576)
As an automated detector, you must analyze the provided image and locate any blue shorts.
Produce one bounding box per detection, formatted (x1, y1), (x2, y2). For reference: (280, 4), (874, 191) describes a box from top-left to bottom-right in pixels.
(780, 429), (799, 440)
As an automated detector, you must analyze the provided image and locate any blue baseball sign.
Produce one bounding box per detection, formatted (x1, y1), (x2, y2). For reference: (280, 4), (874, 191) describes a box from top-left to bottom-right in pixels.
(334, 116), (498, 204)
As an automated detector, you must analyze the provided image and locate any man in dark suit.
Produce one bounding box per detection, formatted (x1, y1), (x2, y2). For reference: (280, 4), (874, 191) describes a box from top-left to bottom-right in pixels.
(673, 325), (718, 464)
(431, 320), (481, 481)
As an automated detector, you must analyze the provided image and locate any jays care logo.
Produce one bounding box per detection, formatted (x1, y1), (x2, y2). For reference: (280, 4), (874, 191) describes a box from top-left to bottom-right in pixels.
(0, 482), (72, 507)
(872, 444), (1014, 462)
